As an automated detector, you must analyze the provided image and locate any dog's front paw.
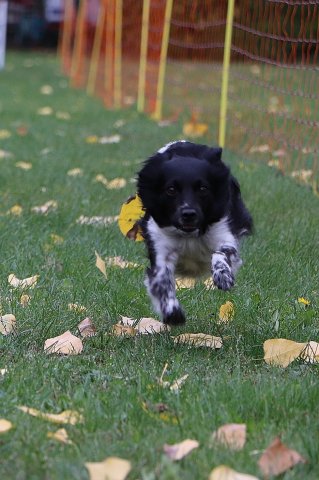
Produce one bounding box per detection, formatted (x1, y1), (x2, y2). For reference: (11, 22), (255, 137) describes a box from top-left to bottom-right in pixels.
(163, 307), (186, 325)
(212, 268), (235, 291)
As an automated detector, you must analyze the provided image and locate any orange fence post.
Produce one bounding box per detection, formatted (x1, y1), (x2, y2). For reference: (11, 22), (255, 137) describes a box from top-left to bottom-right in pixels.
(87, 1), (106, 96)
(70, 0), (87, 87)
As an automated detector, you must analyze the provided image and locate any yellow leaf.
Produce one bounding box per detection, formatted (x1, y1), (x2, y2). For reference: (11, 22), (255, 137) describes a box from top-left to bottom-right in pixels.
(219, 301), (234, 323)
(183, 121), (209, 138)
(0, 314), (16, 335)
(163, 439), (199, 460)
(47, 428), (73, 445)
(20, 294), (31, 307)
(37, 106), (53, 116)
(95, 251), (107, 278)
(8, 273), (39, 289)
(107, 178), (127, 190)
(298, 297), (310, 306)
(31, 200), (57, 215)
(211, 423), (246, 451)
(0, 419), (13, 433)
(67, 168), (83, 177)
(85, 457), (131, 480)
(175, 277), (196, 289)
(50, 233), (64, 245)
(40, 85), (53, 95)
(78, 317), (97, 338)
(7, 204), (23, 216)
(68, 303), (87, 313)
(44, 330), (83, 355)
(0, 129), (11, 139)
(118, 195), (144, 241)
(173, 333), (223, 349)
(86, 135), (99, 144)
(209, 465), (259, 480)
(18, 406), (83, 425)
(15, 161), (32, 170)
(263, 338), (306, 367)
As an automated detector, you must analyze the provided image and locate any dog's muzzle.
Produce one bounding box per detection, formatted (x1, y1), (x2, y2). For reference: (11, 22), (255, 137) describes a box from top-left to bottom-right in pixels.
(178, 207), (199, 232)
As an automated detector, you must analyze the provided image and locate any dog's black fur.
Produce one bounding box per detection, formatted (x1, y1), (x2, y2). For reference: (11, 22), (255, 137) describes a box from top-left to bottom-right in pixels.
(137, 141), (252, 325)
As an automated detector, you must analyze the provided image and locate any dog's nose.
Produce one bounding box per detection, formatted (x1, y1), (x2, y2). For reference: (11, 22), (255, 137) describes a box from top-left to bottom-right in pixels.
(181, 208), (197, 223)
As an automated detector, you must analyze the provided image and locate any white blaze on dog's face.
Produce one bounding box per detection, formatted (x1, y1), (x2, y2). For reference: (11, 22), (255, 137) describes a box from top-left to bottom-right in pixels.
(137, 146), (230, 235)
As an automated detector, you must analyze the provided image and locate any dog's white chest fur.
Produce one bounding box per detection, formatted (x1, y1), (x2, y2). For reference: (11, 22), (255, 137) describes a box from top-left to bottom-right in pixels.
(147, 216), (237, 278)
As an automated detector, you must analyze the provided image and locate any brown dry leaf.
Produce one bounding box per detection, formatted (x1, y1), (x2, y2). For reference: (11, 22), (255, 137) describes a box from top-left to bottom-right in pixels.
(163, 439), (199, 461)
(219, 301), (234, 323)
(85, 456), (131, 480)
(173, 333), (223, 349)
(40, 85), (53, 95)
(175, 277), (196, 289)
(99, 134), (121, 144)
(47, 428), (73, 445)
(95, 174), (109, 187)
(258, 437), (306, 477)
(15, 161), (32, 170)
(78, 317), (97, 338)
(107, 178), (127, 190)
(0, 314), (16, 335)
(95, 251), (107, 278)
(211, 423), (246, 451)
(112, 323), (137, 337)
(67, 168), (83, 177)
(263, 338), (306, 367)
(18, 406), (83, 425)
(76, 215), (118, 226)
(31, 200), (57, 215)
(0, 419), (13, 433)
(105, 256), (140, 269)
(300, 341), (319, 363)
(0, 149), (13, 159)
(37, 106), (53, 116)
(170, 374), (189, 393)
(20, 294), (31, 307)
(68, 303), (87, 313)
(44, 330), (83, 355)
(7, 204), (23, 216)
(138, 317), (170, 334)
(209, 465), (259, 480)
(8, 273), (39, 289)
(249, 144), (270, 154)
(56, 111), (71, 120)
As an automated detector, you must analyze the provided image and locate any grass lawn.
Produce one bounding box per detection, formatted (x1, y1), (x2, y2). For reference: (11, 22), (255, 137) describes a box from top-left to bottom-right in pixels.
(0, 52), (319, 479)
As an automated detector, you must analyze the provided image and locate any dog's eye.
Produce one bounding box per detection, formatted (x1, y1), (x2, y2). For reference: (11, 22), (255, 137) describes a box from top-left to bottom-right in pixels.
(166, 186), (177, 196)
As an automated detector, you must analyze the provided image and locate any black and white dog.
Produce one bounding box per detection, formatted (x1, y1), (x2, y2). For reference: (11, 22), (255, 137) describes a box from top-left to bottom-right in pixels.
(137, 141), (252, 325)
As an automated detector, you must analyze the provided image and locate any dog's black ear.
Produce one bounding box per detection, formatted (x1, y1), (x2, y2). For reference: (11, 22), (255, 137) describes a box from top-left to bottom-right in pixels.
(205, 147), (223, 163)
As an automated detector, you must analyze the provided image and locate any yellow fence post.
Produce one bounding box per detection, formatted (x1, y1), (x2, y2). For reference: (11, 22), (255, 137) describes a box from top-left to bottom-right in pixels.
(137, 0), (151, 113)
(218, 0), (235, 148)
(114, 0), (123, 109)
(87, 2), (106, 96)
(153, 0), (173, 121)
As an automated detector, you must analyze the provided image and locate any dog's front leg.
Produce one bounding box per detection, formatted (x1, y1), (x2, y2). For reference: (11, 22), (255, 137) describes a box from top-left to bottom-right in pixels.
(145, 256), (185, 325)
(211, 245), (242, 291)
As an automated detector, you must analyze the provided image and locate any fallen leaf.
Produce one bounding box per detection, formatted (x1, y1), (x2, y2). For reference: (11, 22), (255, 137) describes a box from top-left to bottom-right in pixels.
(258, 437), (306, 477)
(0, 419), (13, 433)
(263, 338), (306, 367)
(16, 125), (29, 136)
(8, 273), (39, 289)
(44, 330), (83, 355)
(138, 317), (170, 334)
(85, 457), (131, 480)
(7, 205), (23, 216)
(300, 341), (319, 363)
(31, 200), (57, 215)
(86, 135), (99, 143)
(0, 149), (13, 159)
(0, 313), (17, 335)
(47, 428), (73, 445)
(175, 277), (196, 289)
(107, 178), (127, 190)
(163, 439), (199, 460)
(18, 406), (83, 425)
(95, 173), (109, 187)
(211, 423), (246, 450)
(40, 85), (53, 95)
(249, 144), (270, 154)
(95, 251), (107, 278)
(209, 465), (259, 480)
(298, 297), (310, 306)
(290, 169), (312, 183)
(37, 106), (53, 116)
(105, 256), (140, 269)
(67, 168), (83, 177)
(76, 215), (118, 226)
(169, 374), (189, 393)
(0, 129), (11, 139)
(183, 115), (209, 138)
(250, 64), (261, 76)
(111, 323), (137, 337)
(20, 294), (31, 307)
(219, 301), (234, 323)
(173, 333), (223, 349)
(0, 368), (8, 375)
(204, 277), (217, 290)
(68, 303), (87, 313)
(56, 111), (71, 120)
(15, 161), (32, 170)
(99, 134), (121, 144)
(78, 317), (97, 338)
(50, 233), (64, 245)
(118, 195), (144, 241)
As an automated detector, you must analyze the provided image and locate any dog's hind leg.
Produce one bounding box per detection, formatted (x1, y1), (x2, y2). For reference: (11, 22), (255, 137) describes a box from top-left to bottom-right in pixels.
(145, 264), (185, 325)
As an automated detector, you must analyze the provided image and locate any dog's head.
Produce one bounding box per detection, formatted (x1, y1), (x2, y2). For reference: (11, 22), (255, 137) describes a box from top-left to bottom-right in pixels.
(137, 141), (231, 235)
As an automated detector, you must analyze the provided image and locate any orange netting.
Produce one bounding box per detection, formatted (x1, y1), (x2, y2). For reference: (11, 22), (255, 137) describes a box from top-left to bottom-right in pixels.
(59, 0), (319, 189)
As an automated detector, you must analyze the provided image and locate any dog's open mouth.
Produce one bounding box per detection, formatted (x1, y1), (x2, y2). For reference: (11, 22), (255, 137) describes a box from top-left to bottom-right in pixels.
(179, 224), (198, 233)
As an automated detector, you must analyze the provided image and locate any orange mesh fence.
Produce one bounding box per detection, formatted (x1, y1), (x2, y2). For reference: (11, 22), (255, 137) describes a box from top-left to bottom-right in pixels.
(59, 0), (319, 190)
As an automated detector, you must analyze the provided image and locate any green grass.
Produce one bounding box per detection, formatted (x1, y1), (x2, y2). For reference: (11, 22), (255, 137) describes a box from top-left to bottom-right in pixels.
(0, 52), (319, 479)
